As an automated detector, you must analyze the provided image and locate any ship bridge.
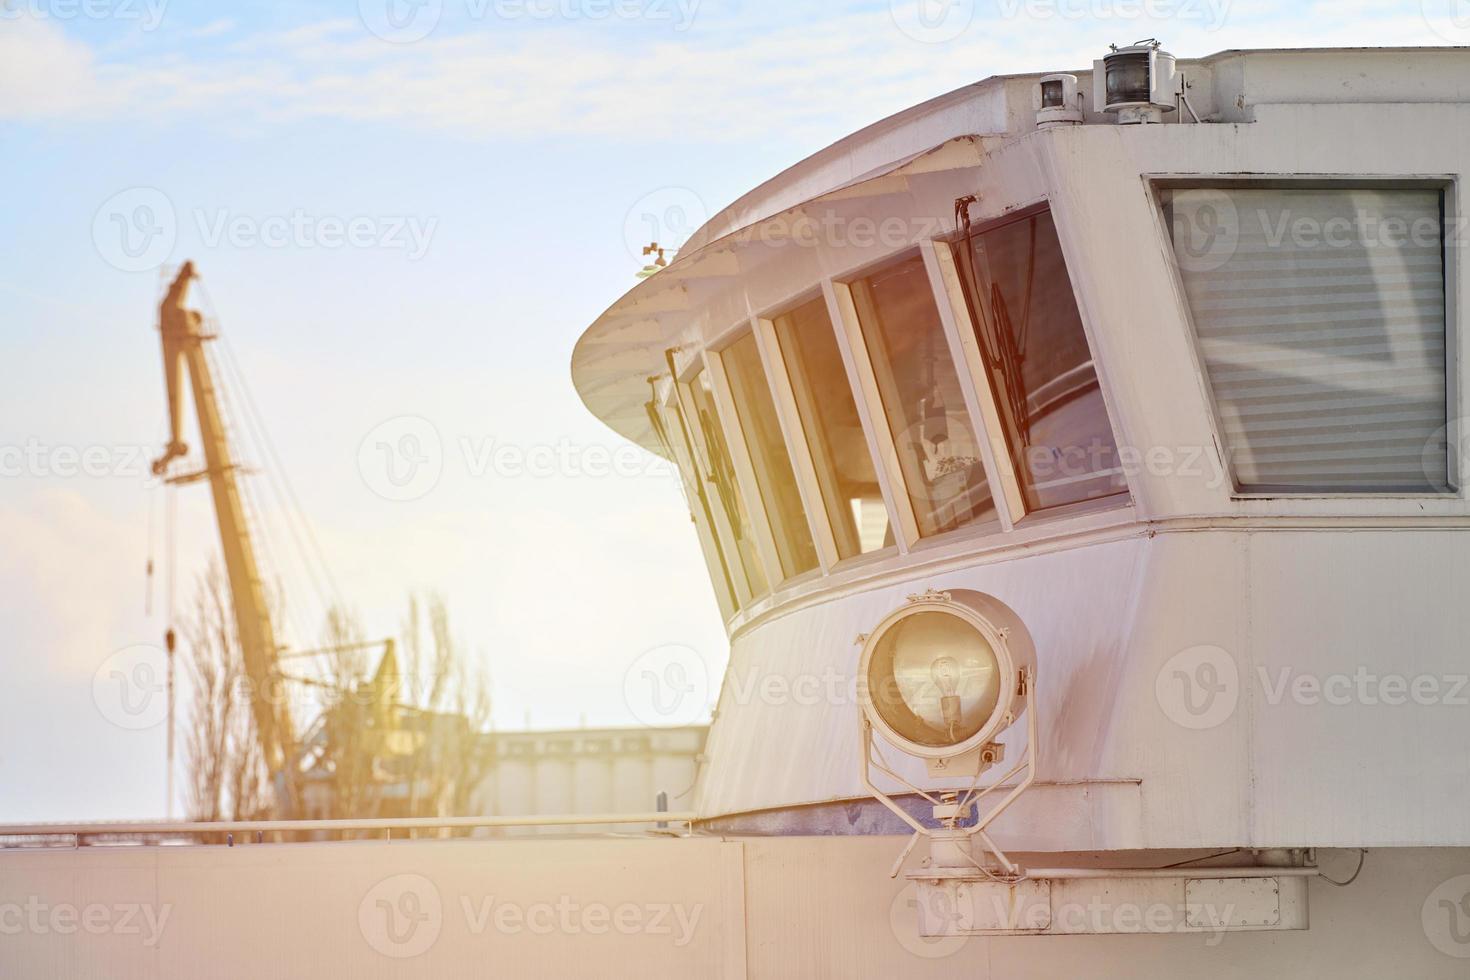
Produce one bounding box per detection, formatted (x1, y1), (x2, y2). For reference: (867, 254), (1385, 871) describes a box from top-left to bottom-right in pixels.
(572, 46), (1470, 849)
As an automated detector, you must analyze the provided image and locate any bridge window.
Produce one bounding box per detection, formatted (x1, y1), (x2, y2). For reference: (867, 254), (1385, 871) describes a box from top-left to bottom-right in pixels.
(956, 206), (1127, 512)
(720, 332), (820, 580)
(773, 296), (893, 558)
(849, 253), (996, 538)
(1164, 184), (1449, 492)
(687, 368), (770, 597)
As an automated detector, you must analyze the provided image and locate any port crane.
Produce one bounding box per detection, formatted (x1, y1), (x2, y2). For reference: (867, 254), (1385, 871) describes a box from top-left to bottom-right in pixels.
(151, 261), (300, 816)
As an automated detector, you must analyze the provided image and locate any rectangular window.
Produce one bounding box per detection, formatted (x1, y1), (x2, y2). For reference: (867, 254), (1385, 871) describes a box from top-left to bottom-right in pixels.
(656, 399), (739, 617)
(850, 253), (996, 537)
(957, 206), (1127, 512)
(687, 368), (770, 596)
(720, 333), (820, 580)
(773, 296), (893, 559)
(1164, 185), (1449, 492)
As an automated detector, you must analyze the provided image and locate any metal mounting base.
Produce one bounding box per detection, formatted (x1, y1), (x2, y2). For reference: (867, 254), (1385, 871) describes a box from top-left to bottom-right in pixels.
(907, 867), (1311, 937)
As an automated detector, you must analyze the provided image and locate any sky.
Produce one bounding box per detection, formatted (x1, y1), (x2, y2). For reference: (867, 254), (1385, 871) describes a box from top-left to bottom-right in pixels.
(2, 0), (1465, 822)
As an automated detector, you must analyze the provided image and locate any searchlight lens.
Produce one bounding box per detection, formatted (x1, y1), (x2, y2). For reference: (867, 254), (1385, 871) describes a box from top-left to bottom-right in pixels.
(866, 610), (1001, 748)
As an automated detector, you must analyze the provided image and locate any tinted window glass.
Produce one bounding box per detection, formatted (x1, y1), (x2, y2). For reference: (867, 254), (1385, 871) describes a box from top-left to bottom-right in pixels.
(960, 208), (1126, 511)
(774, 296), (892, 559)
(722, 333), (819, 579)
(850, 254), (995, 537)
(688, 368), (770, 596)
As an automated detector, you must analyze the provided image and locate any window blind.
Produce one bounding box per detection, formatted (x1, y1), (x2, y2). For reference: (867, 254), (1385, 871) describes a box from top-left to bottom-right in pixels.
(1168, 186), (1448, 492)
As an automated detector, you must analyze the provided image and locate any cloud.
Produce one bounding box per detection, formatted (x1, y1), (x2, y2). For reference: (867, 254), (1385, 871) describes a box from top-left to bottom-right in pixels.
(0, 17), (126, 117)
(0, 4), (1452, 141)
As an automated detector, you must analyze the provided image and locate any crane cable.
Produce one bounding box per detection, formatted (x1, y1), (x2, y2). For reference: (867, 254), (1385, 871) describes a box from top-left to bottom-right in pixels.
(195, 279), (345, 624)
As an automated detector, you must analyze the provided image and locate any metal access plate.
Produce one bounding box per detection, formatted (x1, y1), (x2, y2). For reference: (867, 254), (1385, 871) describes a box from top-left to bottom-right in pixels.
(1185, 877), (1282, 929)
(915, 880), (1053, 936)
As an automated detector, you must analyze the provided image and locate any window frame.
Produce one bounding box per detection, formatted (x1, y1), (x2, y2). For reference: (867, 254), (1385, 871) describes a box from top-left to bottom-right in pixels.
(1148, 175), (1462, 499)
(940, 201), (1133, 521)
(706, 326), (826, 586)
(764, 289), (902, 568)
(656, 391), (739, 621)
(832, 246), (1011, 547)
(671, 366), (768, 604)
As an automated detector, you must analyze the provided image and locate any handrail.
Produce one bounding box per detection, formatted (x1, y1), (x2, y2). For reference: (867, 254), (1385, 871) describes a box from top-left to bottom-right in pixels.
(0, 812), (698, 841)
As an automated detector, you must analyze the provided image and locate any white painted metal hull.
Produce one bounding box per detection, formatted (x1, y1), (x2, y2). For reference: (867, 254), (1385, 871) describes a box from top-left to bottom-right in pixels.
(2, 839), (1467, 976)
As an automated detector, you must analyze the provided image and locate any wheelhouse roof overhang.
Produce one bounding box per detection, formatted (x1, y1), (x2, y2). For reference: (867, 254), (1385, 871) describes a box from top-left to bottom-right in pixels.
(571, 130), (1001, 456)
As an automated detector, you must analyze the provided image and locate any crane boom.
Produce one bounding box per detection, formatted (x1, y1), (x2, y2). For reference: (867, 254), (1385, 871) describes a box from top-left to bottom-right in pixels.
(152, 262), (299, 816)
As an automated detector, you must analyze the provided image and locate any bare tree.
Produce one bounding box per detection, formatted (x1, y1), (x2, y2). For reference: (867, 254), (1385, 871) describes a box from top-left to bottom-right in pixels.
(309, 607), (385, 821)
(397, 594), (494, 830)
(182, 575), (491, 827)
(181, 562), (271, 823)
